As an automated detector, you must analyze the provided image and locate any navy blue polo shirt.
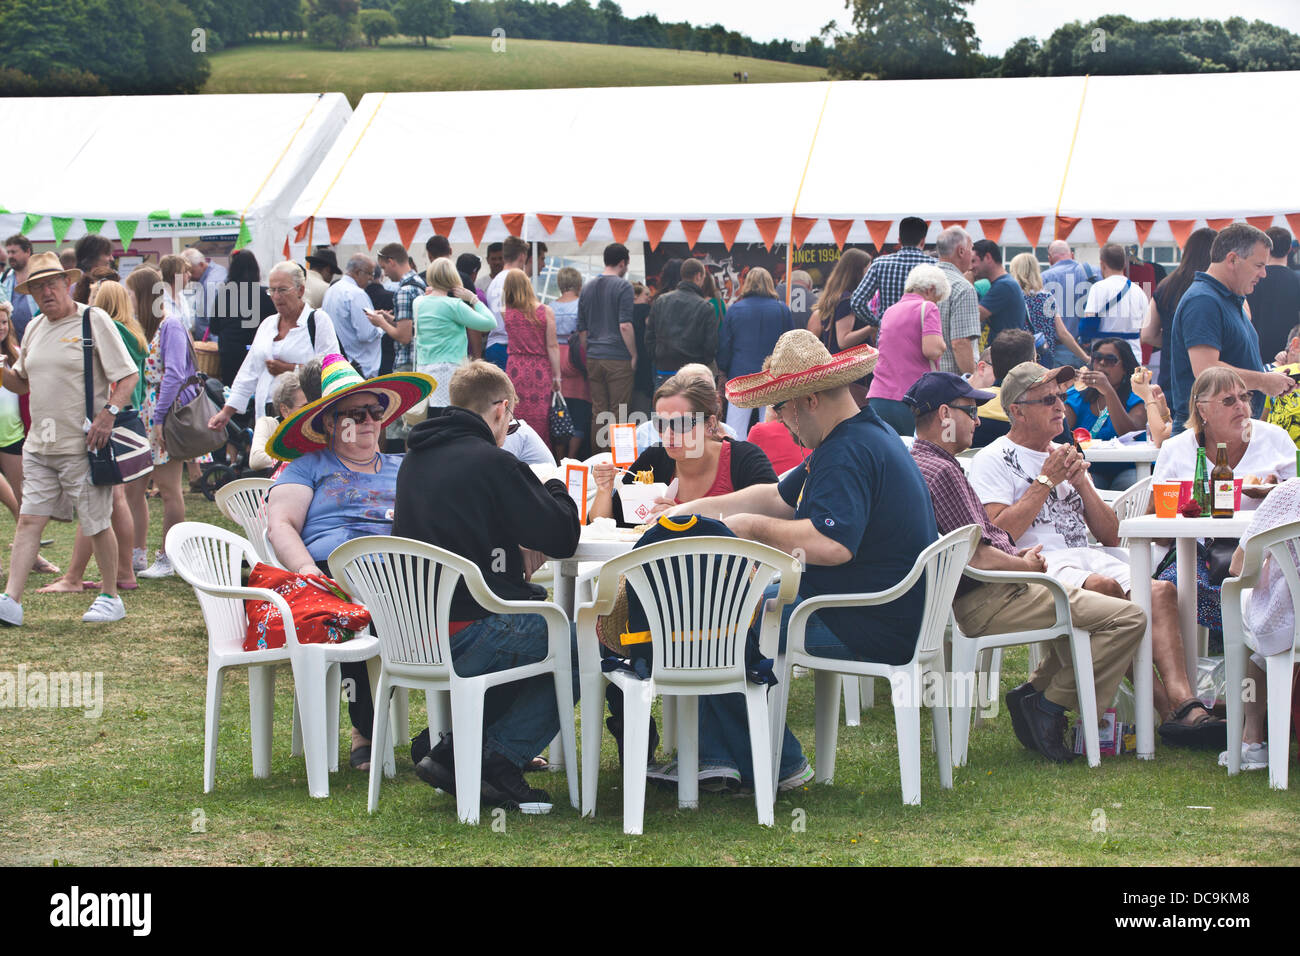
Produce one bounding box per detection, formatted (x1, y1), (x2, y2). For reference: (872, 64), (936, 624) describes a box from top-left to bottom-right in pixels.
(1169, 272), (1264, 428)
(981, 273), (1029, 342)
(777, 405), (938, 665)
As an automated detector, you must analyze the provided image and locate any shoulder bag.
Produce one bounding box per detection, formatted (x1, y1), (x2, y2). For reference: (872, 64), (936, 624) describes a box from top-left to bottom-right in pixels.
(83, 306), (153, 486)
(161, 325), (228, 461)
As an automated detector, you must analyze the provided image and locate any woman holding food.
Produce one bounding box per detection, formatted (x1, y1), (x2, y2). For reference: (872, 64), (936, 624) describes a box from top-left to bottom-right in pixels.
(1063, 336), (1148, 489)
(589, 372), (776, 526)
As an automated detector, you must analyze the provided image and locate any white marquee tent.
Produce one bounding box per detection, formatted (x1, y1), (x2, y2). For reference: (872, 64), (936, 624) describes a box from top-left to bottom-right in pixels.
(0, 93), (353, 272)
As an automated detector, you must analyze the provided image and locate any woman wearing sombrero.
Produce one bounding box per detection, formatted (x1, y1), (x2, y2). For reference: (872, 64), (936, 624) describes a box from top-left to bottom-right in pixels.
(265, 354), (434, 771)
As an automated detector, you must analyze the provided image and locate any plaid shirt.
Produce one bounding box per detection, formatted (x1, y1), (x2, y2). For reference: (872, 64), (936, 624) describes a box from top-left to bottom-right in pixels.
(391, 269), (426, 370)
(936, 261), (981, 374)
(850, 247), (937, 326)
(910, 438), (1016, 555)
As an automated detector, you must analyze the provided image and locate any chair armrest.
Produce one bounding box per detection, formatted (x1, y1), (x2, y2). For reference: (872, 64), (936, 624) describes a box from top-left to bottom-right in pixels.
(958, 567), (1072, 632)
(186, 581), (303, 648)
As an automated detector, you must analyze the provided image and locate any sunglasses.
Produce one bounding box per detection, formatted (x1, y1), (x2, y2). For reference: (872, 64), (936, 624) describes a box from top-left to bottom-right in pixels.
(1090, 352), (1121, 367)
(653, 414), (703, 435)
(333, 403), (385, 424)
(1013, 392), (1065, 408)
(947, 403), (980, 421)
(1196, 391), (1253, 409)
(507, 419), (521, 435)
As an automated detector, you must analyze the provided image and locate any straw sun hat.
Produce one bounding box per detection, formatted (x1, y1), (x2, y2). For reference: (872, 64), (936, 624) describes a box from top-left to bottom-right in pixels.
(724, 329), (878, 409)
(14, 252), (82, 296)
(267, 354), (435, 461)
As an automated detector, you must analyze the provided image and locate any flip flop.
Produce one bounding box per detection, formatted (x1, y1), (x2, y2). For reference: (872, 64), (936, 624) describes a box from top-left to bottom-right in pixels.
(1158, 698), (1228, 750)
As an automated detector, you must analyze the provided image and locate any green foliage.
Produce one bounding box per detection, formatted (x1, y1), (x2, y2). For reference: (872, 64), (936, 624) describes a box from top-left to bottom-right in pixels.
(395, 0), (453, 45)
(307, 0), (362, 49)
(826, 0), (980, 80)
(258, 0), (306, 36)
(360, 8), (398, 44)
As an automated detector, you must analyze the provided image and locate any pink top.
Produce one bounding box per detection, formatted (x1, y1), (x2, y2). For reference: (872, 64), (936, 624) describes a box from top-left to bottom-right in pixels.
(867, 292), (942, 402)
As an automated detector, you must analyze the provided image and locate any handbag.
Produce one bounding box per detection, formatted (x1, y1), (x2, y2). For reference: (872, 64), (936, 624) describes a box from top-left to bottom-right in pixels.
(82, 306), (153, 486)
(161, 331), (228, 461)
(243, 563), (372, 651)
(548, 391), (575, 440)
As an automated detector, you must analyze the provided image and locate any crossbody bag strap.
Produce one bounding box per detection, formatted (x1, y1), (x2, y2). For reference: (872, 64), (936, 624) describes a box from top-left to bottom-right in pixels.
(1101, 279), (1131, 315)
(307, 309), (316, 351)
(82, 306), (96, 422)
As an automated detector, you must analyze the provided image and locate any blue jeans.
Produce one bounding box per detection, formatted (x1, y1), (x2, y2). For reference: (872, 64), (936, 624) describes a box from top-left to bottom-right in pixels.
(450, 612), (580, 768)
(698, 583), (864, 784)
(483, 343), (508, 371)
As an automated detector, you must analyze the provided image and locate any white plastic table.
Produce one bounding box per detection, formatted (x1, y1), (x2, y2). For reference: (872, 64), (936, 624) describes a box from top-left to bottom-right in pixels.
(547, 529), (639, 617)
(1118, 512), (1251, 759)
(1084, 442), (1160, 480)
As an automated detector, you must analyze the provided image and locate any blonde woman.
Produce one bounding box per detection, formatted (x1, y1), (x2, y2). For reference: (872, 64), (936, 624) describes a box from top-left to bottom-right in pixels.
(412, 257), (496, 407)
(1008, 252), (1088, 366)
(502, 268), (560, 448)
(717, 267), (795, 439)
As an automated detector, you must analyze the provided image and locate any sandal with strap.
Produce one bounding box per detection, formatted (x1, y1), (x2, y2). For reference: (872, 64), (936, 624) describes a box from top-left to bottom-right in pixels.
(1157, 698), (1228, 750)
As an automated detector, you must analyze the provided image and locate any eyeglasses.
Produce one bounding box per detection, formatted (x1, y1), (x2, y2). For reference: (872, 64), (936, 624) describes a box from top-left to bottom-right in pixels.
(1012, 392), (1065, 408)
(1196, 391), (1253, 409)
(333, 404), (385, 423)
(1090, 352), (1121, 367)
(267, 285), (296, 296)
(947, 403), (980, 421)
(653, 413), (703, 435)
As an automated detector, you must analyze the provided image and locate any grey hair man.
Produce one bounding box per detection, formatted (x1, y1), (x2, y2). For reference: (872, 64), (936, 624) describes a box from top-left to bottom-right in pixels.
(934, 226), (980, 375)
(1040, 239), (1094, 368)
(322, 252), (383, 377)
(180, 247), (228, 344)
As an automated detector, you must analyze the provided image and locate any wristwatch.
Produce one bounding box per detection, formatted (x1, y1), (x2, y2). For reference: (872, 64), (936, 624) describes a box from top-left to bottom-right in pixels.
(103, 403), (120, 417)
(1034, 474), (1055, 491)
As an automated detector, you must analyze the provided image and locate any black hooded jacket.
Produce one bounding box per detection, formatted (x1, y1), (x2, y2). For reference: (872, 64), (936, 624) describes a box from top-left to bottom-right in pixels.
(393, 406), (580, 620)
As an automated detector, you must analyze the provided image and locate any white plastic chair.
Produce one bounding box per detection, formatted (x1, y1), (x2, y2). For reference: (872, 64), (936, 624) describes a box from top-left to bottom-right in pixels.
(949, 565), (1104, 768)
(1112, 475), (1154, 546)
(774, 526), (980, 806)
(329, 535), (578, 824)
(214, 478), (277, 565)
(575, 537), (801, 834)
(1221, 519), (1300, 789)
(168, 522), (381, 798)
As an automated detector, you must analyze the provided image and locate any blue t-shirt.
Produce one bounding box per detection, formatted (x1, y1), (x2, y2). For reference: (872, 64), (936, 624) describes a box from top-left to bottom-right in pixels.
(1169, 272), (1264, 428)
(273, 449), (403, 562)
(980, 273), (1029, 344)
(1064, 386), (1145, 441)
(776, 406), (938, 665)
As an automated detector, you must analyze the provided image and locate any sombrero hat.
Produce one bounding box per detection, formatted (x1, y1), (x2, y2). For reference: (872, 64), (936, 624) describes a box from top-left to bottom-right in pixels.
(725, 329), (878, 409)
(267, 354), (435, 462)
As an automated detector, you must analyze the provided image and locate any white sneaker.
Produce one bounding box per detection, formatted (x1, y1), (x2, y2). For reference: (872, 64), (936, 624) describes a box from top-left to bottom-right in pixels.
(138, 552), (175, 579)
(0, 593), (22, 626)
(1218, 742), (1268, 770)
(132, 547), (148, 572)
(83, 594), (126, 623)
(778, 759), (816, 791)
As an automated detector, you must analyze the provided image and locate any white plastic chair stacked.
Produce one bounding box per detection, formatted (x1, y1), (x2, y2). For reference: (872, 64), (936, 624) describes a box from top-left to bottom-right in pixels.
(167, 521), (381, 798)
(576, 537), (801, 834)
(1221, 519), (1300, 789)
(213, 478), (277, 566)
(329, 535), (578, 824)
(773, 526), (980, 805)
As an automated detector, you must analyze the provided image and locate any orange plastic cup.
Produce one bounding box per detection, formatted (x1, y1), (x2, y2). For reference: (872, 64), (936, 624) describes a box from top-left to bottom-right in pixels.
(1153, 481), (1182, 518)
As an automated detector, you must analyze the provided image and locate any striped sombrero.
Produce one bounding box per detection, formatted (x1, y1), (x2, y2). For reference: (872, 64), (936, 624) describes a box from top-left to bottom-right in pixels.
(268, 354), (435, 461)
(725, 330), (878, 409)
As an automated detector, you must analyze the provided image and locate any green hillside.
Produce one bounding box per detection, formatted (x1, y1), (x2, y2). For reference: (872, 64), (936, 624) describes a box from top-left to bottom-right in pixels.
(204, 36), (826, 104)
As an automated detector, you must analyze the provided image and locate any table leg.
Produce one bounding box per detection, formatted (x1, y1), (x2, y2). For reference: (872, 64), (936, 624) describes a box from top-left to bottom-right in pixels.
(554, 559), (578, 618)
(1175, 537), (1199, 685)
(1136, 461), (1151, 480)
(1130, 541), (1154, 759)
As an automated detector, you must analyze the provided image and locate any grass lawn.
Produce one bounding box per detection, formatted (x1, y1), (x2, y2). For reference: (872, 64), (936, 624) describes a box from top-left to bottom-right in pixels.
(1, 491), (1298, 866)
(203, 36), (826, 104)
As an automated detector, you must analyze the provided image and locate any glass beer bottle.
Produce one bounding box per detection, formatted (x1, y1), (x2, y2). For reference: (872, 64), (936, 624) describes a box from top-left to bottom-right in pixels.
(1211, 442), (1234, 518)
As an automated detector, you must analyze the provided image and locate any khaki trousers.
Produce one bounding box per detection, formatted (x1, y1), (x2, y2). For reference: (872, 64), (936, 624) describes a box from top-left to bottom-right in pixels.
(587, 357), (635, 449)
(953, 581), (1145, 717)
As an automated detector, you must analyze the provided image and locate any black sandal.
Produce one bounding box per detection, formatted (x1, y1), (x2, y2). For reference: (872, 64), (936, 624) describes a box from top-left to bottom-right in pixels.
(349, 744), (372, 770)
(1157, 698), (1228, 750)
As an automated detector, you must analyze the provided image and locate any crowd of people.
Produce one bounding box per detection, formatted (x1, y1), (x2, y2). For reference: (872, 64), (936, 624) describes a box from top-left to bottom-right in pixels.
(2, 215), (1299, 805)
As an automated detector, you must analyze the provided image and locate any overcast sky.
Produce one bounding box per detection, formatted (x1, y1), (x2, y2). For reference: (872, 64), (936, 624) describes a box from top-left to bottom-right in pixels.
(611, 0), (1300, 54)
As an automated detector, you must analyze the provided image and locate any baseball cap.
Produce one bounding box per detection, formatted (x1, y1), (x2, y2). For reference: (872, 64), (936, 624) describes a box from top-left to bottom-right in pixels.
(903, 371), (996, 415)
(999, 362), (1076, 408)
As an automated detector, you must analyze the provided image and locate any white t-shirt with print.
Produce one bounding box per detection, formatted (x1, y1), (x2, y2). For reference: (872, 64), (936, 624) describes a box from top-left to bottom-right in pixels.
(968, 436), (1092, 552)
(1152, 421), (1298, 512)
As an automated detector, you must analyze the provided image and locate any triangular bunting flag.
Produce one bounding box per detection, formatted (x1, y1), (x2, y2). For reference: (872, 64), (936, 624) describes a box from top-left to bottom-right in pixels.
(212, 209), (236, 217)
(1054, 216), (1081, 241)
(572, 217), (597, 245)
(828, 219), (854, 249)
(326, 218), (350, 244)
(1133, 220), (1155, 246)
(941, 219), (967, 230)
(0, 205), (9, 215)
(791, 216), (817, 249)
(754, 217), (782, 251)
(50, 216), (73, 243)
(235, 219), (252, 250)
(116, 220), (138, 247)
(500, 214), (524, 237)
(429, 217), (456, 239)
(83, 218), (105, 236)
(865, 219), (892, 251)
(359, 218), (383, 248)
(680, 220), (705, 249)
(147, 210), (170, 220)
(179, 209), (203, 219)
(1206, 218), (1233, 231)
(293, 219), (312, 243)
(1247, 215), (1274, 231)
(395, 219), (420, 249)
(464, 216), (490, 247)
(1287, 214), (1300, 237)
(1091, 218), (1118, 246)
(1168, 219), (1196, 249)
(536, 214), (562, 235)
(608, 219), (634, 245)
(283, 237), (291, 260)
(643, 220), (669, 251)
(20, 213), (41, 235)
(716, 219), (742, 250)
(979, 219), (1006, 243)
(1015, 217), (1043, 248)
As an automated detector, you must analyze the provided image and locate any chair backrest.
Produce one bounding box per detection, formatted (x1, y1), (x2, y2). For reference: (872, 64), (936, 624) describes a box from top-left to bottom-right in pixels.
(593, 536), (801, 685)
(1111, 475), (1154, 546)
(1240, 519), (1300, 653)
(214, 478), (276, 565)
(167, 521), (261, 657)
(910, 525), (982, 663)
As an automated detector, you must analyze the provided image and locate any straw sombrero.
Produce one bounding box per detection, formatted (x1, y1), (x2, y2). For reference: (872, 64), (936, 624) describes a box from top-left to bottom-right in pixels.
(267, 354), (435, 461)
(725, 329), (878, 409)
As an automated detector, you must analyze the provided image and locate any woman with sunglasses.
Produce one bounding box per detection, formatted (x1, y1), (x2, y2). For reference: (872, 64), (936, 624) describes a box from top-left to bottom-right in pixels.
(266, 354), (435, 771)
(589, 373), (776, 526)
(1150, 366), (1297, 640)
(1064, 337), (1147, 489)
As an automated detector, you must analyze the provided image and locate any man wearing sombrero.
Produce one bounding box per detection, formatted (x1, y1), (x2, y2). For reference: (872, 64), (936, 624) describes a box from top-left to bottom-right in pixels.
(665, 329), (939, 789)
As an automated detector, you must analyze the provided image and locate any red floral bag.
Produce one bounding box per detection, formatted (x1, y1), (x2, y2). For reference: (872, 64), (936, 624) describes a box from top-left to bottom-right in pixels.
(243, 563), (371, 652)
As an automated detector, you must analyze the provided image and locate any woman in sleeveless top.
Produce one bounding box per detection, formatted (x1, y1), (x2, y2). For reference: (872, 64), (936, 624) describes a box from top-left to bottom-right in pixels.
(502, 268), (560, 450)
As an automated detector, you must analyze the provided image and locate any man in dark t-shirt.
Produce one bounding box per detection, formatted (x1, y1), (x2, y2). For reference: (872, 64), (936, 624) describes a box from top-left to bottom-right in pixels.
(972, 239), (1028, 348)
(1246, 226), (1300, 364)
